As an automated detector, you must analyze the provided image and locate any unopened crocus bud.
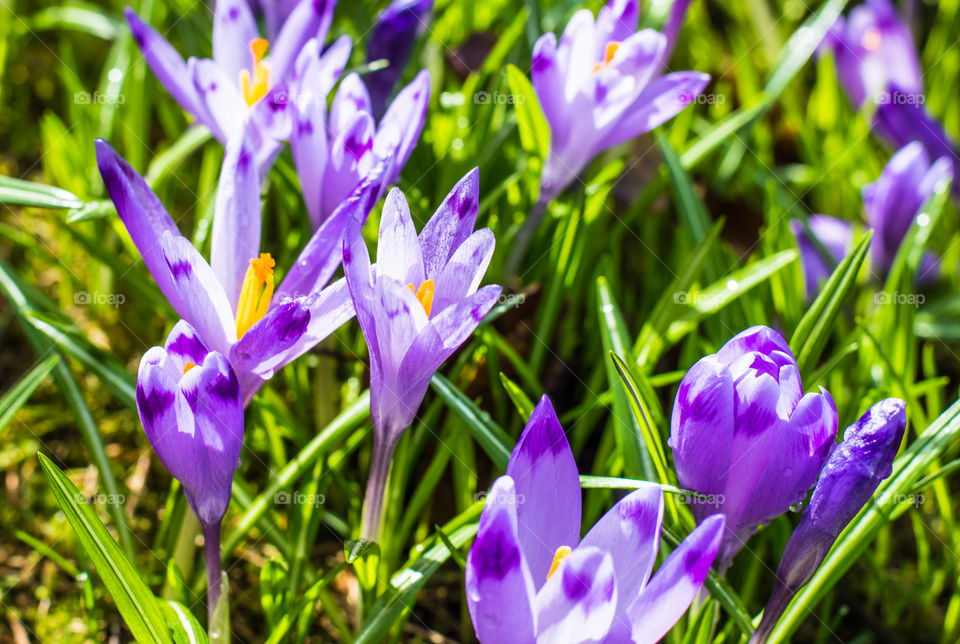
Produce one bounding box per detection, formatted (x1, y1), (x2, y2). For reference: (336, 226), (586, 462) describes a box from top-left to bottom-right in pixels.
(669, 326), (838, 569)
(751, 398), (907, 643)
(137, 320), (245, 617)
(365, 0), (433, 119)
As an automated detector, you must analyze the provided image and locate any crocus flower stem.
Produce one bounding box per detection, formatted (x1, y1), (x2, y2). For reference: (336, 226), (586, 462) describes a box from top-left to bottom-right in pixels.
(203, 521), (223, 627)
(360, 434), (398, 542)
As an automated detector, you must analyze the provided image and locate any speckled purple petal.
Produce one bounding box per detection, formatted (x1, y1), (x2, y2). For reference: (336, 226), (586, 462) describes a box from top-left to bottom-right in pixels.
(163, 320), (211, 376)
(505, 396), (582, 587)
(595, 0), (638, 44)
(213, 0), (259, 82)
(230, 298), (311, 383)
(269, 0), (335, 84)
(191, 57), (245, 143)
(466, 475), (537, 643)
(418, 167), (480, 280)
(623, 514), (724, 642)
(534, 546), (617, 644)
(376, 188), (425, 286)
(431, 228), (496, 313)
(372, 69), (429, 185)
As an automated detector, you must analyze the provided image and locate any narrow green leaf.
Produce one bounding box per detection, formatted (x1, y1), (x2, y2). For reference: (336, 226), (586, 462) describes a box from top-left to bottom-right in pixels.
(430, 373), (511, 470)
(0, 354), (59, 435)
(158, 599), (209, 644)
(0, 175), (83, 209)
(505, 63), (550, 161)
(37, 453), (171, 644)
(499, 372), (535, 419)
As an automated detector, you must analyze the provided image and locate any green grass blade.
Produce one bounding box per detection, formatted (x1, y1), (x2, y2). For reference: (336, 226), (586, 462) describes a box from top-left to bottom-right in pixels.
(0, 175), (84, 209)
(0, 353), (59, 435)
(430, 373), (511, 470)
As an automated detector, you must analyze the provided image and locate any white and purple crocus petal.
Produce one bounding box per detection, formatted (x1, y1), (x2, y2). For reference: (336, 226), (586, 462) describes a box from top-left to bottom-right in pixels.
(533, 0), (708, 203)
(863, 142), (954, 274)
(670, 326), (838, 567)
(467, 395), (725, 643)
(343, 168), (499, 442)
(790, 215), (853, 298)
(752, 399), (906, 643)
(137, 331), (243, 529)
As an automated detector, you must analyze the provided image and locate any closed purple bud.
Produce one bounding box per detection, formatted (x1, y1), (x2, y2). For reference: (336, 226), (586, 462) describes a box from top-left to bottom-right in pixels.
(669, 326), (838, 568)
(751, 399), (907, 643)
(789, 215), (853, 299)
(366, 0), (433, 119)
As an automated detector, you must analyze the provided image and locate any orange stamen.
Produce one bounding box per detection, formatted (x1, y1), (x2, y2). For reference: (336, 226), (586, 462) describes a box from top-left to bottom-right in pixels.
(240, 38), (270, 106)
(183, 361), (197, 374)
(592, 41), (621, 72)
(235, 253), (276, 338)
(546, 545), (572, 580)
(407, 279), (436, 317)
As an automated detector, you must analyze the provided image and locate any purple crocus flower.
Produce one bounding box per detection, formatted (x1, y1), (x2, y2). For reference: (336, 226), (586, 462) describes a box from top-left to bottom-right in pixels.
(669, 326), (838, 569)
(751, 399), (907, 643)
(862, 141), (952, 275)
(466, 396), (725, 643)
(137, 320), (244, 617)
(342, 168), (501, 540)
(790, 215), (853, 298)
(125, 0), (336, 173)
(97, 130), (385, 406)
(291, 37), (430, 228)
(531, 0), (709, 203)
(365, 0), (433, 119)
(822, 0), (960, 194)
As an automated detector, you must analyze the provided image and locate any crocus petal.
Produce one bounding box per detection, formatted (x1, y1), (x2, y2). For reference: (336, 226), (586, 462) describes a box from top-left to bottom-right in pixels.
(791, 215), (853, 297)
(365, 0), (433, 118)
(505, 396), (582, 586)
(599, 71), (710, 149)
(270, 0), (336, 83)
(371, 277), (429, 382)
(294, 35), (353, 100)
(429, 284), (501, 351)
(229, 299), (311, 380)
(377, 188), (425, 286)
(211, 129), (262, 310)
(534, 546), (617, 644)
(418, 167), (480, 280)
(595, 0), (639, 44)
(321, 111), (376, 217)
(96, 139), (185, 313)
(372, 69), (430, 184)
(625, 514), (724, 642)
(431, 228), (496, 313)
(466, 476), (537, 643)
(260, 0), (301, 40)
(163, 320), (211, 375)
(291, 83), (329, 226)
(248, 83), (295, 145)
(125, 8), (201, 116)
(579, 484), (663, 605)
(191, 58), (246, 143)
(182, 351), (244, 526)
(272, 277), (356, 377)
(137, 349), (205, 495)
(161, 233), (238, 355)
(330, 73), (373, 135)
(213, 0), (259, 82)
(557, 9), (599, 100)
(716, 325), (793, 366)
(591, 29), (667, 130)
(531, 33), (569, 150)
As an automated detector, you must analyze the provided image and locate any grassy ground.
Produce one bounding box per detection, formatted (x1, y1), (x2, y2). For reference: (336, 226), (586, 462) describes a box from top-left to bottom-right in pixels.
(2, 0), (960, 641)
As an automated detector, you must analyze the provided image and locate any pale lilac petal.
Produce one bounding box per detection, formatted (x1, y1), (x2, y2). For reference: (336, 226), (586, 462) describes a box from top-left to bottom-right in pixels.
(96, 139), (185, 313)
(211, 130), (262, 310)
(163, 320), (211, 375)
(270, 0), (335, 83)
(191, 58), (246, 143)
(429, 284), (501, 350)
(624, 514), (724, 642)
(505, 395), (582, 587)
(321, 110), (375, 217)
(599, 71), (709, 148)
(125, 8), (201, 117)
(291, 83), (329, 226)
(579, 484), (664, 605)
(229, 299), (311, 380)
(716, 325), (793, 365)
(431, 228), (495, 313)
(330, 73), (373, 135)
(592, 30), (666, 130)
(213, 0), (259, 81)
(248, 83), (295, 143)
(372, 69), (430, 184)
(466, 476), (537, 643)
(531, 33), (569, 150)
(161, 233), (238, 355)
(534, 547), (617, 644)
(293, 35), (352, 100)
(557, 10), (599, 99)
(371, 277), (429, 383)
(272, 277), (356, 376)
(595, 0), (639, 44)
(377, 188), (425, 286)
(418, 167), (480, 280)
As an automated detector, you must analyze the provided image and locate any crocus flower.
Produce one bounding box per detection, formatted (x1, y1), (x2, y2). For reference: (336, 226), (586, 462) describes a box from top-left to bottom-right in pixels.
(790, 215), (852, 298)
(126, 0), (336, 172)
(751, 399), (907, 643)
(97, 130), (386, 405)
(466, 395), (725, 643)
(342, 168), (501, 540)
(137, 320), (244, 618)
(291, 38), (430, 228)
(250, 0), (301, 41)
(531, 0), (709, 203)
(862, 141), (952, 275)
(364, 0), (433, 119)
(669, 326), (838, 569)
(821, 0), (960, 194)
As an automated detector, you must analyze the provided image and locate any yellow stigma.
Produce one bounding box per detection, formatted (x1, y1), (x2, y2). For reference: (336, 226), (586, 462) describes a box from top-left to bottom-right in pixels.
(183, 361), (196, 374)
(546, 545), (572, 580)
(235, 253), (275, 338)
(407, 279), (435, 317)
(240, 38), (270, 106)
(592, 41), (621, 73)
(861, 28), (882, 52)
